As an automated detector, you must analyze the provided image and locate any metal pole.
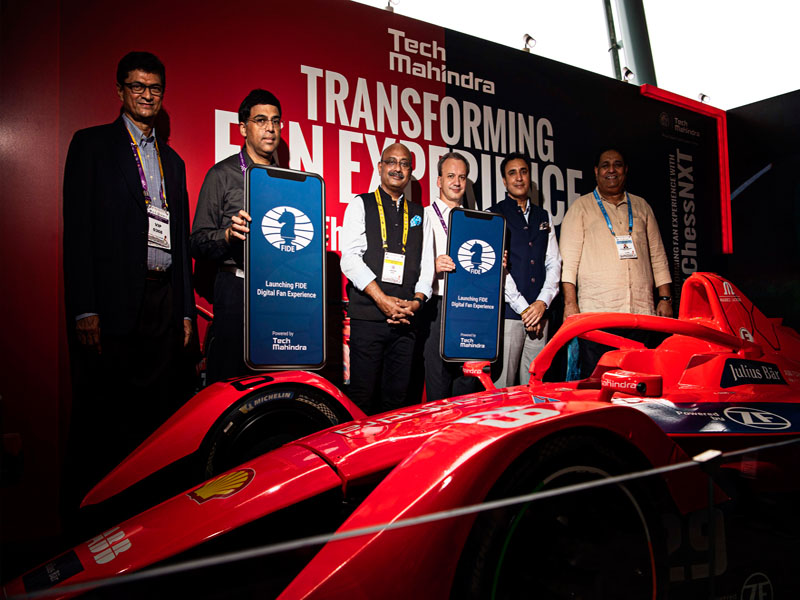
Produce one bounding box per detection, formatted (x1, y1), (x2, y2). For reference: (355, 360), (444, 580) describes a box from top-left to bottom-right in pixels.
(615, 0), (658, 85)
(602, 0), (623, 80)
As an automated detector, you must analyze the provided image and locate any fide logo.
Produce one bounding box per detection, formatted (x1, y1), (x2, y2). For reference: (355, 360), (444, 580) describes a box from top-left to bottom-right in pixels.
(262, 207), (314, 252)
(457, 239), (496, 274)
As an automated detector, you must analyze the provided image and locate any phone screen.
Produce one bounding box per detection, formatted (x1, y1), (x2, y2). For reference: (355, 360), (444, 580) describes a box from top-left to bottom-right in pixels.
(244, 165), (326, 369)
(440, 208), (506, 362)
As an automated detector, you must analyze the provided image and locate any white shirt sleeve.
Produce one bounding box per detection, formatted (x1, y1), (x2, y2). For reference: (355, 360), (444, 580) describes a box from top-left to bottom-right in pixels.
(503, 270), (529, 315)
(536, 212), (562, 307)
(414, 210), (435, 300)
(340, 196), (377, 291)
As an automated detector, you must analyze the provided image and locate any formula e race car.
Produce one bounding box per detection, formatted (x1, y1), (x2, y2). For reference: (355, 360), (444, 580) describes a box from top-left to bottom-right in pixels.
(5, 272), (800, 599)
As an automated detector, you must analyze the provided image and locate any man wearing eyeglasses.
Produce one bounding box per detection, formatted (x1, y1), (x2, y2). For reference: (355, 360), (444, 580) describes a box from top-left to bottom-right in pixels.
(62, 52), (194, 509)
(341, 143), (434, 414)
(191, 89), (283, 383)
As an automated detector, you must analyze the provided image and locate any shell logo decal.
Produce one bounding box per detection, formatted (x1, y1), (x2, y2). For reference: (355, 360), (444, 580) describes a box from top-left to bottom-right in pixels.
(187, 468), (255, 504)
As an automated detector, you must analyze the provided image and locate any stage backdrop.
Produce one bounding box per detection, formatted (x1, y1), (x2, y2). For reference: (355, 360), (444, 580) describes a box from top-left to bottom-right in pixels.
(0, 0), (728, 545)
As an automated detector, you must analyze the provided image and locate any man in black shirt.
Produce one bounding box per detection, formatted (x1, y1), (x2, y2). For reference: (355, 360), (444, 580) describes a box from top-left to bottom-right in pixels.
(191, 89), (282, 383)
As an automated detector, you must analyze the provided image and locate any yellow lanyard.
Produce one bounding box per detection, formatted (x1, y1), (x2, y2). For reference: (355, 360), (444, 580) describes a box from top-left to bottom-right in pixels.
(126, 127), (168, 210)
(374, 188), (408, 253)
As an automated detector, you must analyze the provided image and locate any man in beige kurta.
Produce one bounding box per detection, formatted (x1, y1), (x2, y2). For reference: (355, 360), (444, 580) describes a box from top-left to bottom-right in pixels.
(560, 148), (672, 376)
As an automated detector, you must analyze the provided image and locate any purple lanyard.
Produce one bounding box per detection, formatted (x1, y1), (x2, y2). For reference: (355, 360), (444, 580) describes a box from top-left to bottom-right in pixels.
(127, 129), (167, 210)
(239, 149), (248, 178)
(432, 202), (448, 234)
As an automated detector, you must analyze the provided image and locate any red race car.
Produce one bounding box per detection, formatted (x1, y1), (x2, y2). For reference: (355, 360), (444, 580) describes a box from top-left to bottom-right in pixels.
(5, 272), (800, 599)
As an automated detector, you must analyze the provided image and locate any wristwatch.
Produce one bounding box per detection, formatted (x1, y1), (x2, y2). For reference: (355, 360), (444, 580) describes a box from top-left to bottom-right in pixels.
(658, 296), (672, 302)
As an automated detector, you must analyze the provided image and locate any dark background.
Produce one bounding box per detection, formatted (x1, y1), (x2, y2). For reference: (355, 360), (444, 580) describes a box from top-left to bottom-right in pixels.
(1, 0), (796, 582)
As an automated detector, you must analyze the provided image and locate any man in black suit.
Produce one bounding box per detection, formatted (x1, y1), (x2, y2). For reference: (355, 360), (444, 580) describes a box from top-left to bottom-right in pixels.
(62, 51), (194, 509)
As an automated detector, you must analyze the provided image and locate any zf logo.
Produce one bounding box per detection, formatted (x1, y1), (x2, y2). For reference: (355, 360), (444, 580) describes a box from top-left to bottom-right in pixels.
(724, 407), (791, 430)
(457, 239), (496, 274)
(741, 572), (772, 600)
(262, 207), (314, 252)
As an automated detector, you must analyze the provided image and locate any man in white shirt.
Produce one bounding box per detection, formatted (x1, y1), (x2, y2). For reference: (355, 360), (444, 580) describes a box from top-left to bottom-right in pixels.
(340, 143), (434, 413)
(421, 152), (544, 400)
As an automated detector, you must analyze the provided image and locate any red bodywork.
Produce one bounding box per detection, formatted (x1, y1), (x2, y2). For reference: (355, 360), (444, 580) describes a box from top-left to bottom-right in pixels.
(5, 273), (800, 598)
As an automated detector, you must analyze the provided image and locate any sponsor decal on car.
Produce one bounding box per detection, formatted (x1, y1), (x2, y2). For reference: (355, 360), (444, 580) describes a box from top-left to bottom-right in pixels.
(531, 396), (559, 404)
(783, 368), (800, 383)
(626, 401), (799, 434)
(239, 390), (295, 414)
(720, 281), (740, 302)
(187, 468), (255, 504)
(334, 396), (481, 437)
(22, 551), (83, 592)
(723, 407), (791, 431)
(87, 527), (131, 565)
(739, 327), (755, 342)
(454, 405), (560, 429)
(720, 359), (786, 388)
(741, 572), (773, 600)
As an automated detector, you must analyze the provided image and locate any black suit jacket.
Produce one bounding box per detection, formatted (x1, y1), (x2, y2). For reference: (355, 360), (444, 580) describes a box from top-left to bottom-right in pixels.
(63, 117), (194, 335)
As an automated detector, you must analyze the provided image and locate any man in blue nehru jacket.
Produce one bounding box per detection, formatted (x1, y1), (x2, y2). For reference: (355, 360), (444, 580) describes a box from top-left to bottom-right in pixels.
(489, 152), (562, 387)
(341, 143), (433, 414)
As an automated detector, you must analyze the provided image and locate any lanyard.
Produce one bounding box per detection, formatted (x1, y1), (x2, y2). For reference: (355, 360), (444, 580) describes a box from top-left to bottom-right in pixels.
(374, 188), (408, 253)
(432, 201), (448, 234)
(126, 127), (167, 210)
(238, 148), (248, 178)
(593, 189), (631, 237)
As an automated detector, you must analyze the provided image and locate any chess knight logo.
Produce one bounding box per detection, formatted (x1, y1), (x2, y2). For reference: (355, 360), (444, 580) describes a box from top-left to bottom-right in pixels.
(457, 239), (496, 274)
(262, 207), (314, 252)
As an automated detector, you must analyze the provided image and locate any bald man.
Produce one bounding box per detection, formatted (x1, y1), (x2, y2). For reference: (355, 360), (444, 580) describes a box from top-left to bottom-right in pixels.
(340, 143), (433, 414)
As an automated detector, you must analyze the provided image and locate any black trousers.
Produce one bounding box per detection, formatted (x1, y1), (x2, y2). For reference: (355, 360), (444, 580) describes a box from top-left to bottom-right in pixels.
(420, 297), (479, 402)
(64, 276), (186, 522)
(347, 318), (416, 414)
(206, 271), (255, 384)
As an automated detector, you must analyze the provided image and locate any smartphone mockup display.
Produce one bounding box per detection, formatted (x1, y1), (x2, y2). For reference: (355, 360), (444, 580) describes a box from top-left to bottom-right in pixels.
(440, 208), (506, 362)
(244, 165), (326, 369)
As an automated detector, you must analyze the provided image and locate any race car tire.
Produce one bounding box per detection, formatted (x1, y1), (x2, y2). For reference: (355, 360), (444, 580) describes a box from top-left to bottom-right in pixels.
(199, 384), (348, 478)
(452, 433), (666, 600)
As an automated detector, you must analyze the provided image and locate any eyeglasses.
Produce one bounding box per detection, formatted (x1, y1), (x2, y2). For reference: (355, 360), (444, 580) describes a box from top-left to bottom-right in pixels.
(248, 116), (283, 130)
(382, 158), (412, 170)
(123, 82), (164, 96)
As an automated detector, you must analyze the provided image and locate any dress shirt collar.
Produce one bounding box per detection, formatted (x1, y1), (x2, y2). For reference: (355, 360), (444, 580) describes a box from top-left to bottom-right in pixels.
(432, 196), (461, 213)
(377, 185), (404, 207)
(594, 186), (629, 207)
(505, 193), (530, 217)
(122, 113), (155, 146)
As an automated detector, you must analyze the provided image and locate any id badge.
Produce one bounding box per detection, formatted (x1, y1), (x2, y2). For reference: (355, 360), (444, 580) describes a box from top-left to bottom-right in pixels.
(147, 204), (171, 250)
(381, 251), (405, 285)
(615, 235), (637, 259)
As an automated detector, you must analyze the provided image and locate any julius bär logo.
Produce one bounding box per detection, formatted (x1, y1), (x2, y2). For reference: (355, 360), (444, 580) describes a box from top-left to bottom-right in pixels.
(262, 207), (313, 252)
(188, 468), (255, 504)
(457, 239), (496, 274)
